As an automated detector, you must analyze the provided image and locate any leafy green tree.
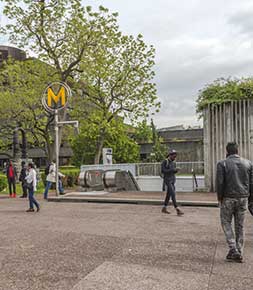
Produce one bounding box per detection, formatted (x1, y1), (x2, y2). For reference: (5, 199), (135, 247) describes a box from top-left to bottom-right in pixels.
(1, 0), (160, 164)
(1, 0), (110, 81)
(73, 22), (160, 163)
(133, 120), (153, 144)
(196, 77), (253, 114)
(149, 119), (167, 162)
(0, 0), (125, 158)
(71, 115), (139, 166)
(0, 59), (58, 159)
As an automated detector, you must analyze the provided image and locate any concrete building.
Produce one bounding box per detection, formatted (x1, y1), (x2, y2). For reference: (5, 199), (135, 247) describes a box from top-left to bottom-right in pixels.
(203, 100), (253, 191)
(140, 126), (204, 162)
(0, 45), (26, 64)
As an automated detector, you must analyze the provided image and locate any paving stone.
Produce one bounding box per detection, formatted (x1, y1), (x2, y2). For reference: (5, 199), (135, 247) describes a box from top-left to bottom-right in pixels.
(71, 262), (209, 290)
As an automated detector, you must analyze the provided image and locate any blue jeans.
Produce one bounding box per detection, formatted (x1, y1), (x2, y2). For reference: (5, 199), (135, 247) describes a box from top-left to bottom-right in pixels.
(43, 181), (52, 199)
(28, 186), (39, 209)
(59, 179), (64, 194)
(44, 181), (64, 199)
(164, 182), (178, 208)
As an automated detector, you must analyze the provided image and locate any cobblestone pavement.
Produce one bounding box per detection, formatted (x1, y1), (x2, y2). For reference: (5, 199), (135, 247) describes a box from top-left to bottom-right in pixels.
(0, 197), (253, 290)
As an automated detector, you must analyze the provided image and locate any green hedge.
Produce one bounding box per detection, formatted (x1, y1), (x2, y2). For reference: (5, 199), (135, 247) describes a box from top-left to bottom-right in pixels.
(41, 168), (80, 188)
(0, 175), (7, 192)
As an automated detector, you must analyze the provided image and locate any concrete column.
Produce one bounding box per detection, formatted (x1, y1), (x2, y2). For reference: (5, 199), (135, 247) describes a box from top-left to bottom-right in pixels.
(243, 100), (247, 158)
(235, 101), (238, 144)
(247, 99), (251, 159)
(249, 100), (253, 161)
(203, 106), (211, 190)
(238, 101), (243, 156)
(211, 105), (216, 191)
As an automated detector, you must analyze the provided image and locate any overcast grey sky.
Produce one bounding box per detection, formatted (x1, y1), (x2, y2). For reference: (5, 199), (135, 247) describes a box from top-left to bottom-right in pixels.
(1, 0), (253, 128)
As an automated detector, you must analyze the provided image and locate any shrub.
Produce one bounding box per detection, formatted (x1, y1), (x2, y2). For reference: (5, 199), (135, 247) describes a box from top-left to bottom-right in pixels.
(40, 168), (80, 188)
(0, 175), (7, 192)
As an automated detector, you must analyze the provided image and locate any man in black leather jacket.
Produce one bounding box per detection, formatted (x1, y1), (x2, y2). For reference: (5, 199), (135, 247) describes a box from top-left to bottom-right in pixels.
(161, 149), (184, 216)
(216, 142), (253, 263)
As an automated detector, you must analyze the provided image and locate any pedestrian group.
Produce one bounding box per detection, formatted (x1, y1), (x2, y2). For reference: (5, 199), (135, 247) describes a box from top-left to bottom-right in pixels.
(2, 141), (253, 263)
(3, 159), (65, 212)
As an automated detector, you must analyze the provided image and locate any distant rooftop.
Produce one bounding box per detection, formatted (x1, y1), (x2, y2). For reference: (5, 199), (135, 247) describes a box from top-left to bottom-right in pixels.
(0, 45), (26, 62)
(157, 125), (202, 132)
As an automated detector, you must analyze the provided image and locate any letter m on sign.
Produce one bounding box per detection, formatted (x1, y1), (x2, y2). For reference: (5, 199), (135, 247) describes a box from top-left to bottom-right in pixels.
(47, 86), (66, 107)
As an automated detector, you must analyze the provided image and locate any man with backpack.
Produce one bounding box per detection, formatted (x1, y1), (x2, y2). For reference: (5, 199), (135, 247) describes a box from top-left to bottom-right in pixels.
(161, 149), (184, 216)
(19, 161), (28, 198)
(43, 160), (56, 199)
(216, 142), (253, 263)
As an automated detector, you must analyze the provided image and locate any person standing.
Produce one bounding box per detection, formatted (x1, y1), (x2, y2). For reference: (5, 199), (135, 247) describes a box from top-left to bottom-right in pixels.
(19, 161), (28, 198)
(25, 162), (40, 212)
(43, 160), (56, 199)
(161, 149), (184, 216)
(6, 160), (17, 198)
(216, 142), (253, 263)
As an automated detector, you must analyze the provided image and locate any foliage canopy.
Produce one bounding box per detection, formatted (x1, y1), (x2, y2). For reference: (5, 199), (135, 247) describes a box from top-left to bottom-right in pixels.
(196, 77), (253, 114)
(0, 0), (159, 164)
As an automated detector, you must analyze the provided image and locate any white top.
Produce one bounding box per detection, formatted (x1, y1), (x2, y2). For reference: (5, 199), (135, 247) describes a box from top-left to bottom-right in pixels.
(25, 168), (37, 191)
(46, 163), (56, 183)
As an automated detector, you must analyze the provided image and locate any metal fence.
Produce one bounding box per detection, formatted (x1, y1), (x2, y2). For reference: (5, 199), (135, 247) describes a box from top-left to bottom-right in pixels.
(135, 162), (204, 176)
(81, 162), (204, 176)
(80, 161), (205, 191)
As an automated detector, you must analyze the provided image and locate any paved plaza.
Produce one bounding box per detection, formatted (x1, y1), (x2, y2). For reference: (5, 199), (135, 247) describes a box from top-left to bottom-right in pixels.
(0, 197), (253, 290)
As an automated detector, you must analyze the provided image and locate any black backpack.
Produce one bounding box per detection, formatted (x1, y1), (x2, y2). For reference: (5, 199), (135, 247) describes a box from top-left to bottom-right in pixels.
(160, 159), (169, 178)
(45, 164), (50, 176)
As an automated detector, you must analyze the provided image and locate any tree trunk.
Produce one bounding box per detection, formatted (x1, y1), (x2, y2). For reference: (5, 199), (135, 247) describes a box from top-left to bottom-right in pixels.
(45, 138), (53, 162)
(94, 130), (106, 164)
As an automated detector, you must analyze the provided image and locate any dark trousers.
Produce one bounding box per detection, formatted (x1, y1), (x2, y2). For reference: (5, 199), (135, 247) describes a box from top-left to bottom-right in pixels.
(8, 178), (16, 194)
(21, 182), (28, 197)
(28, 186), (39, 210)
(164, 182), (178, 208)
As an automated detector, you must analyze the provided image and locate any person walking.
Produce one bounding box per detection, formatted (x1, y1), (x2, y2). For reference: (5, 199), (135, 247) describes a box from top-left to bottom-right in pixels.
(19, 161), (28, 198)
(216, 142), (253, 263)
(6, 160), (17, 198)
(25, 162), (40, 212)
(161, 149), (184, 216)
(58, 172), (65, 195)
(43, 160), (56, 199)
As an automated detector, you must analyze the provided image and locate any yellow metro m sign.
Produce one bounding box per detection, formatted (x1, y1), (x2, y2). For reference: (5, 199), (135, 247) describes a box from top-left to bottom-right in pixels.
(47, 86), (66, 107)
(42, 82), (71, 113)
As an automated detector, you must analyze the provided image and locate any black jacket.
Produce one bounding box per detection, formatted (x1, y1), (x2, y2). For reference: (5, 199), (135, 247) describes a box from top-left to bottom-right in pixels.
(19, 167), (27, 183)
(161, 158), (178, 184)
(216, 154), (253, 201)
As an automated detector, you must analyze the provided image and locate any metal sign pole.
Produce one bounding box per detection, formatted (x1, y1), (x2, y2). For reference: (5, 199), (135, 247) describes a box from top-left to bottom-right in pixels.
(55, 109), (59, 196)
(41, 82), (76, 197)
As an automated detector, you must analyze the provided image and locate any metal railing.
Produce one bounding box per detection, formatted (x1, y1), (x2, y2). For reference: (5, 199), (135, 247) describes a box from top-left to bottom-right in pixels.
(135, 162), (204, 176)
(81, 162), (204, 177)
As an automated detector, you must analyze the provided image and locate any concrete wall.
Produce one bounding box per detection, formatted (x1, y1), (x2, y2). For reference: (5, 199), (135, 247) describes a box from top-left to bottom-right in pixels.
(203, 100), (253, 191)
(139, 128), (203, 162)
(136, 176), (205, 192)
(158, 128), (203, 141)
(140, 140), (203, 162)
